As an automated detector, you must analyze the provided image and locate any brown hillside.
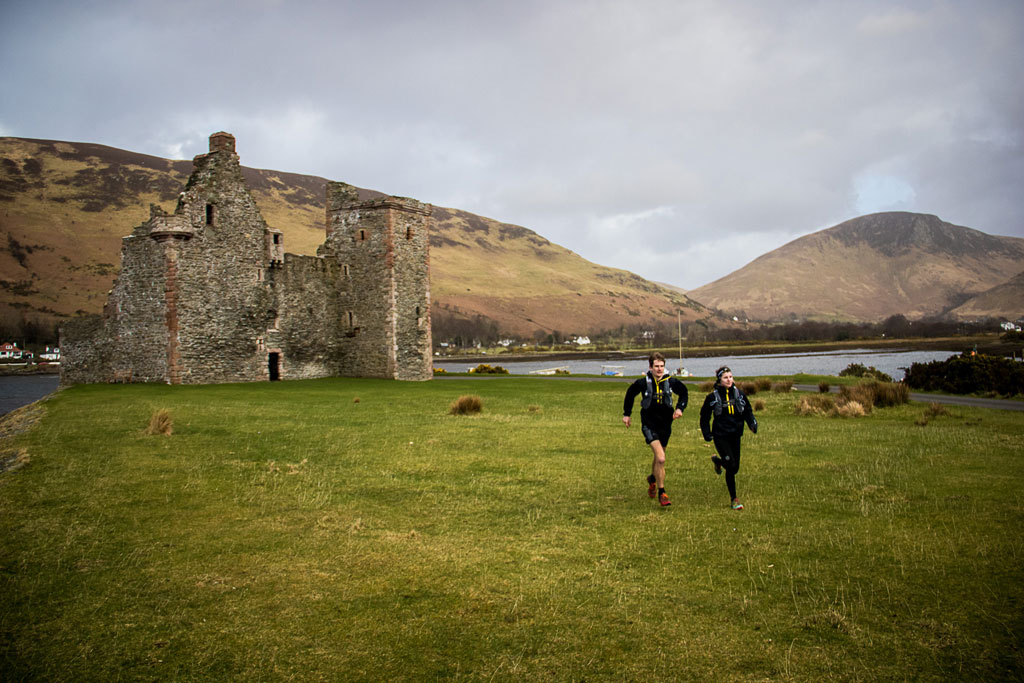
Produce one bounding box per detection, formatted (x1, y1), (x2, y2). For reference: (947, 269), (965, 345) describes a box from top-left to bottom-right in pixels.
(0, 137), (715, 338)
(687, 212), (1024, 323)
(949, 271), (1024, 321)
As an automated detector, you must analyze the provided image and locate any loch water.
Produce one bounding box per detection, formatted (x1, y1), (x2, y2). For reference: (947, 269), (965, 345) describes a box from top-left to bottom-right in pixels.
(434, 348), (961, 380)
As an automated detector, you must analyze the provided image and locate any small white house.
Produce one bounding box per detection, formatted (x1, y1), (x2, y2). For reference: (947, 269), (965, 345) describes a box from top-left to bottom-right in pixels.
(40, 346), (60, 361)
(0, 343), (22, 359)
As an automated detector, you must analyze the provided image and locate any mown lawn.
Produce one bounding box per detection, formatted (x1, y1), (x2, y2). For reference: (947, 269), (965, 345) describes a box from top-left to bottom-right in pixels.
(1, 376), (1021, 681)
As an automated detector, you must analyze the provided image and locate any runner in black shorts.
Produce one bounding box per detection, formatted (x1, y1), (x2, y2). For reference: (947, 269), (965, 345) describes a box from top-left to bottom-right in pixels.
(623, 352), (688, 506)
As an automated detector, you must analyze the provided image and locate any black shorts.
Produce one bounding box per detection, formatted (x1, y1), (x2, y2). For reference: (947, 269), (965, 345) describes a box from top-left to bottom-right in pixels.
(642, 423), (671, 447)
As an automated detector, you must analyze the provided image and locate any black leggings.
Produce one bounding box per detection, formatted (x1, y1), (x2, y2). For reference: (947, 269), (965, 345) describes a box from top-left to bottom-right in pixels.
(713, 434), (742, 500)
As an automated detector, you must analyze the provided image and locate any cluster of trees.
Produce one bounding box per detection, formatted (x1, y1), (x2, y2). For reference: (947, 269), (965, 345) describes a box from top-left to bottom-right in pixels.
(703, 315), (1001, 344)
(432, 310), (695, 351)
(431, 309), (502, 349)
(432, 310), (1010, 352)
(0, 311), (60, 348)
(904, 352), (1024, 396)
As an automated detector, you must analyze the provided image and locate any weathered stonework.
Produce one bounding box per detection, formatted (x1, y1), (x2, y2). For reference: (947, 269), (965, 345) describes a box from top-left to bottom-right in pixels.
(60, 132), (432, 385)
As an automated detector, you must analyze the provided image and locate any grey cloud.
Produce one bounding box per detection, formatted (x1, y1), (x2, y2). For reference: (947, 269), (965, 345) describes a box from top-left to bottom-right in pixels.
(1, 0), (1021, 289)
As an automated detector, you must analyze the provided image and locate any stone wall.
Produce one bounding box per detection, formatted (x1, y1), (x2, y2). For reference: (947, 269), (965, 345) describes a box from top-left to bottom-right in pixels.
(170, 147), (276, 383)
(271, 253), (338, 380)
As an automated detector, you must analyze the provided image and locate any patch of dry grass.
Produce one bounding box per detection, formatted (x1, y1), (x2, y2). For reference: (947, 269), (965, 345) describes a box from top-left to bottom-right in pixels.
(449, 394), (483, 415)
(837, 381), (910, 411)
(144, 408), (173, 435)
(837, 400), (867, 417)
(916, 401), (952, 426)
(0, 403), (46, 473)
(795, 394), (837, 416)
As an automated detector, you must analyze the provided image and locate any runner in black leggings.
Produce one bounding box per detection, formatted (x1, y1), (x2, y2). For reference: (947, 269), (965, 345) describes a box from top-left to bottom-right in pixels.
(699, 366), (758, 510)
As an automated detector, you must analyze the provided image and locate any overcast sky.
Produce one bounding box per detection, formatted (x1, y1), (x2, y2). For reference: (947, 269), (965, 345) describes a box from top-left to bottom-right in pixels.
(2, 0), (1021, 289)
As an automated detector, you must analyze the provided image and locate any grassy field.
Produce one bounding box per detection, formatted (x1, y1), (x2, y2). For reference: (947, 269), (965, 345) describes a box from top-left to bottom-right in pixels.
(1, 377), (1022, 681)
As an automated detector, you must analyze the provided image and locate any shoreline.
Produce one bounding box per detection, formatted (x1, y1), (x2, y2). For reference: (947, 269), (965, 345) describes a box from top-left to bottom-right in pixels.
(0, 364), (61, 377)
(436, 336), (1009, 364)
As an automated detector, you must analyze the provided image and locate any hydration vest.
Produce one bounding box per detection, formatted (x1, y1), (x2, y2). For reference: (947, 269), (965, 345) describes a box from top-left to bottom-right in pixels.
(710, 386), (746, 417)
(641, 374), (674, 410)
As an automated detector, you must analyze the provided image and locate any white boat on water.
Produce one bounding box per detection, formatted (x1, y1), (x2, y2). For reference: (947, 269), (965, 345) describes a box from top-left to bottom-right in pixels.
(529, 366), (569, 375)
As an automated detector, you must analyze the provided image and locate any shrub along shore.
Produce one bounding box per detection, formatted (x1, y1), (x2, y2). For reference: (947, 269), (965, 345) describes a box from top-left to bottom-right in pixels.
(1, 376), (1021, 680)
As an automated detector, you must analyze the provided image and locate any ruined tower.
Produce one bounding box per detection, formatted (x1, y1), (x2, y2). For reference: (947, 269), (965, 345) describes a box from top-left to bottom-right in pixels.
(322, 183), (433, 381)
(60, 132), (433, 385)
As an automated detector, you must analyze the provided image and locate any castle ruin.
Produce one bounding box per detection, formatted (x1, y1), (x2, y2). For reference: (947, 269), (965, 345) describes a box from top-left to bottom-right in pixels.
(60, 132), (433, 384)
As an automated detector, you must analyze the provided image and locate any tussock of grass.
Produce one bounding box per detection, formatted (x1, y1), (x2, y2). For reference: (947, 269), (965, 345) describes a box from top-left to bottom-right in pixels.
(771, 380), (793, 393)
(449, 394), (483, 415)
(795, 394), (837, 416)
(837, 400), (867, 417)
(838, 381), (909, 410)
(799, 382), (907, 419)
(144, 407), (173, 435)
(916, 402), (952, 426)
(818, 381), (831, 393)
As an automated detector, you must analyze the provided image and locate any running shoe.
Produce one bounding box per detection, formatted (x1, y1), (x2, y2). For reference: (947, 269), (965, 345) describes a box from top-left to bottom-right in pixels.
(647, 475), (656, 498)
(712, 456), (722, 475)
(659, 492), (672, 507)
(731, 499), (744, 510)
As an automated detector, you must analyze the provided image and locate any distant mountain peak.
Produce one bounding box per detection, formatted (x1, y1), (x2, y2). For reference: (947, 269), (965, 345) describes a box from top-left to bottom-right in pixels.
(824, 211), (1010, 259)
(689, 211), (1024, 322)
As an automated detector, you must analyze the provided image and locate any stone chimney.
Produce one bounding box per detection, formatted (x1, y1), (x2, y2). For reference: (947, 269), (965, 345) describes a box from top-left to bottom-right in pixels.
(209, 132), (235, 154)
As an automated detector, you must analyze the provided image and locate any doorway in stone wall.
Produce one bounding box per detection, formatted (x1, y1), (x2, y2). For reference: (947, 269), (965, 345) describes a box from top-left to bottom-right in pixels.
(268, 352), (280, 381)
